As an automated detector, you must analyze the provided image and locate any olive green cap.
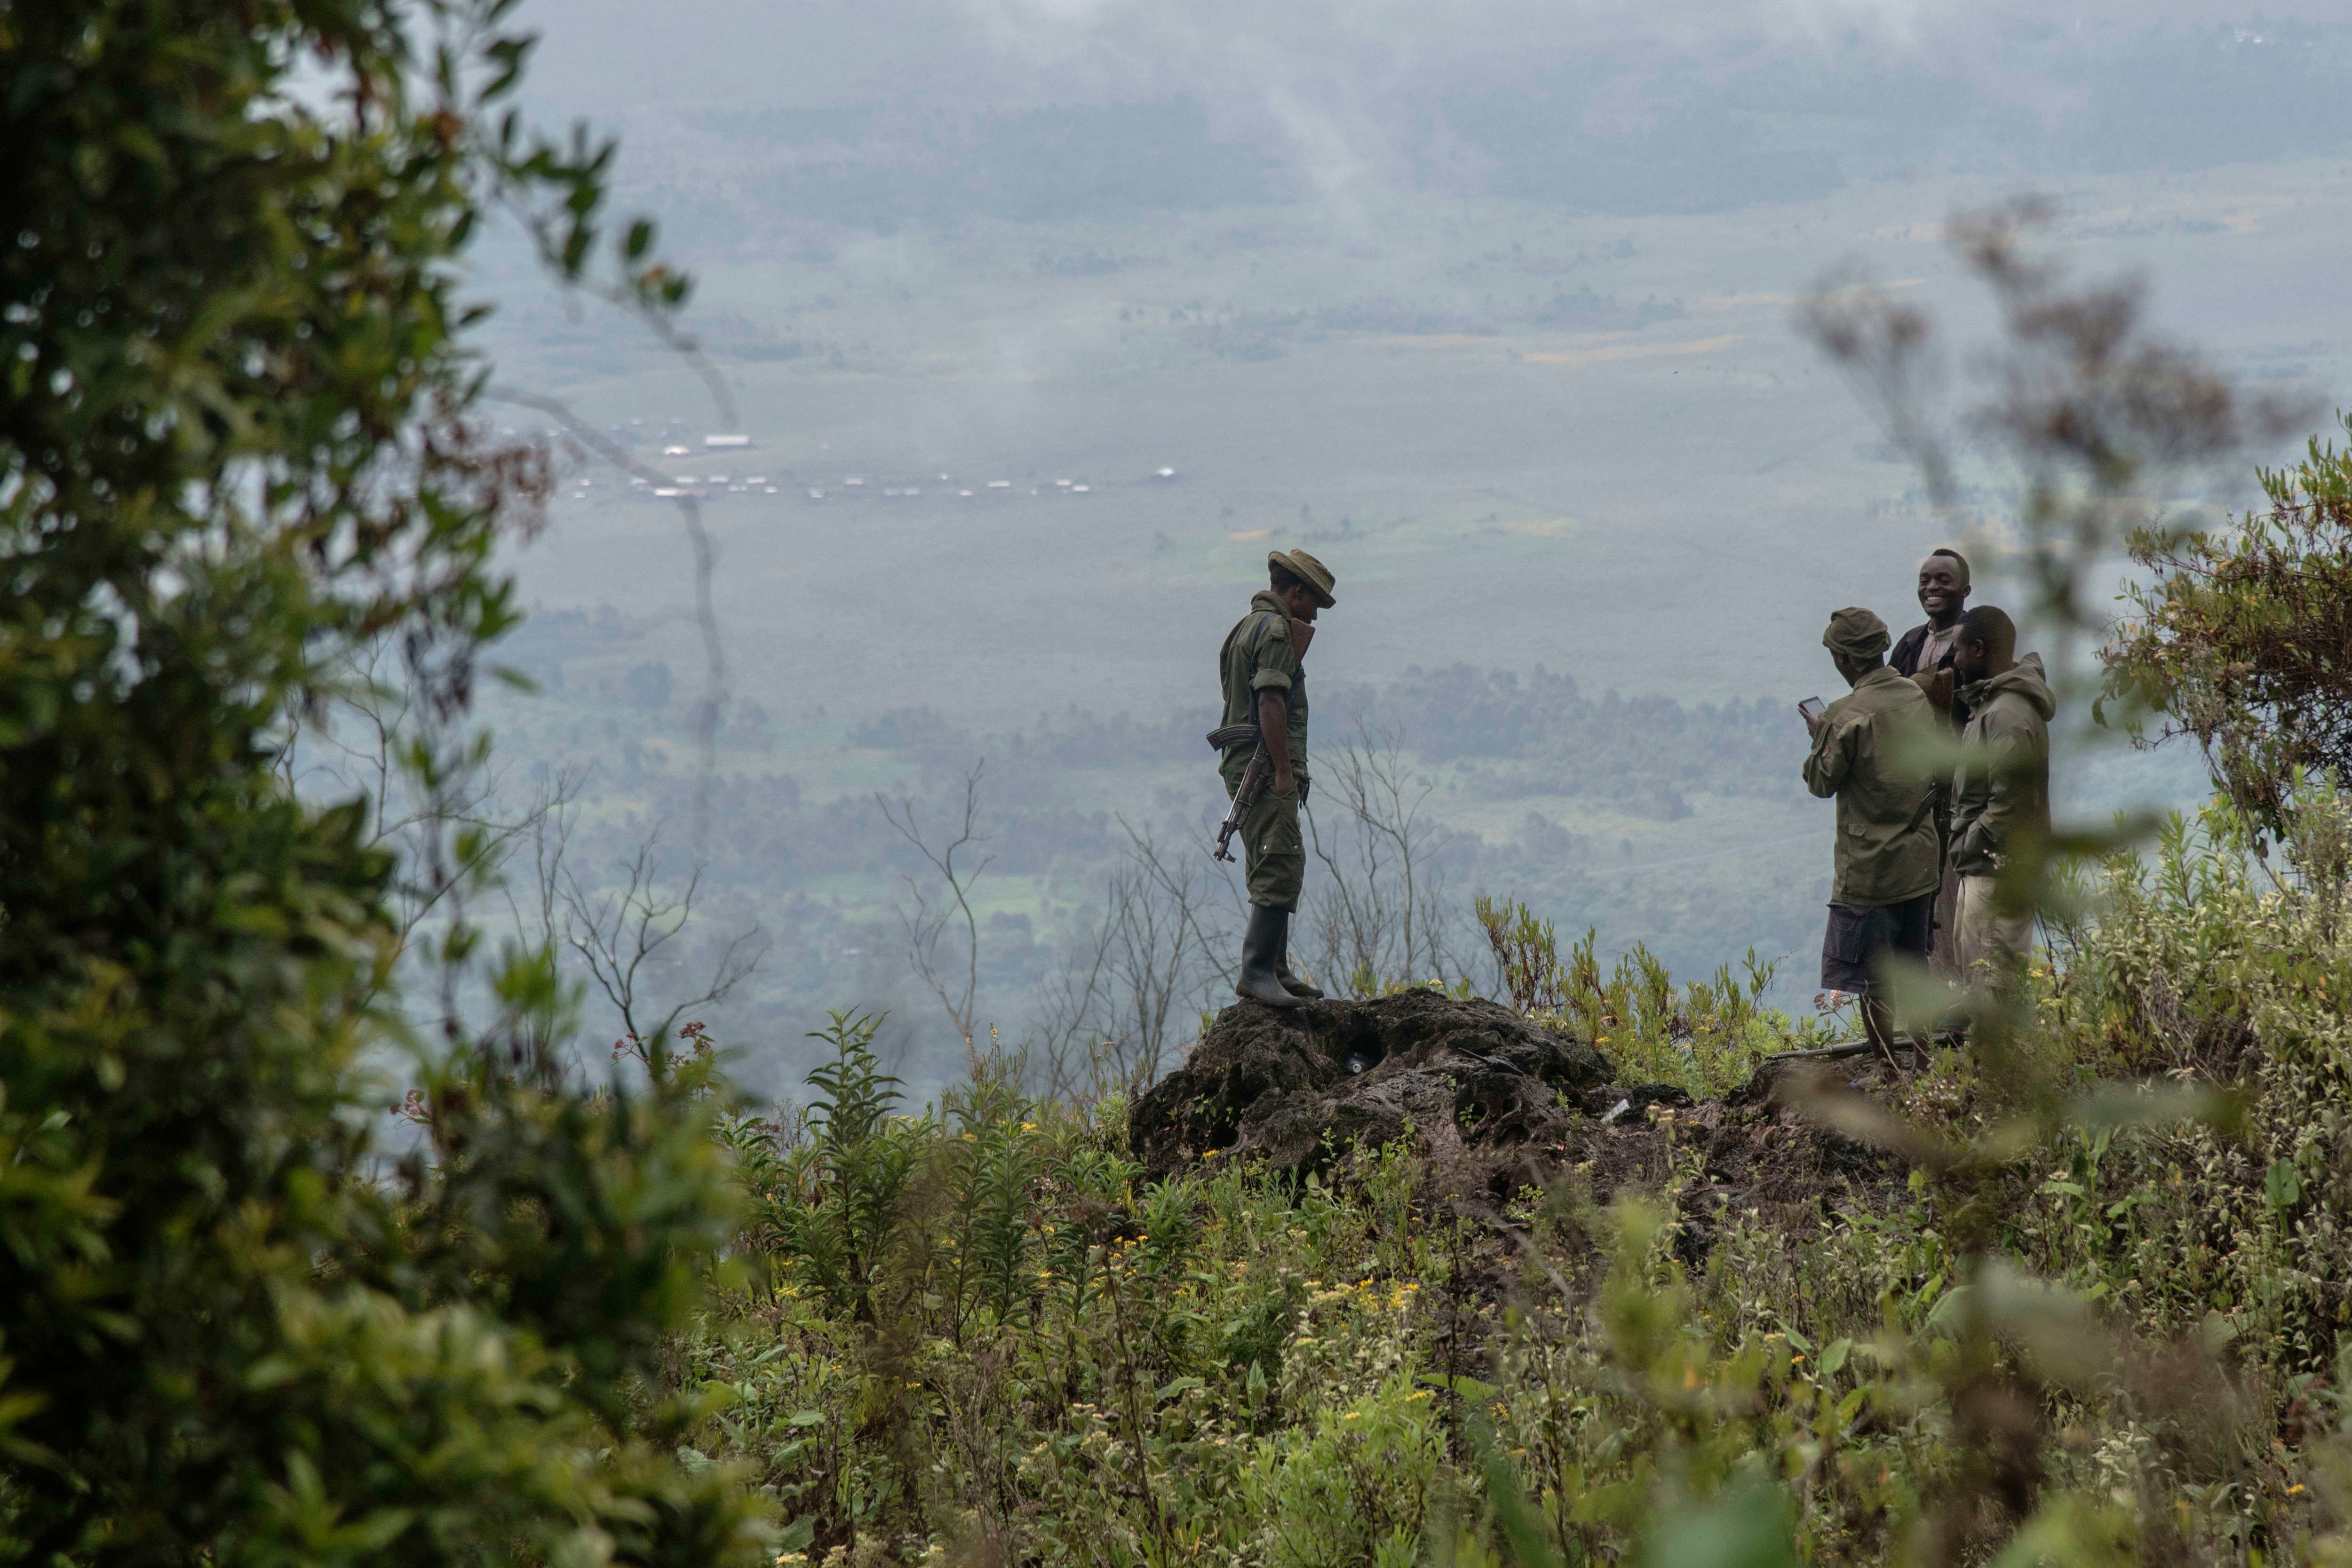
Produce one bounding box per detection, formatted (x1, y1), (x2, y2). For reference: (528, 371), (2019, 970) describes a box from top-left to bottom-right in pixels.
(1822, 606), (1890, 661)
(1269, 548), (1336, 608)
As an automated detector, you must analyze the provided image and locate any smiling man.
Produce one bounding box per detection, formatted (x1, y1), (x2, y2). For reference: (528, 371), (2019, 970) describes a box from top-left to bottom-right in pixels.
(1890, 548), (1973, 727)
(1890, 547), (1971, 977)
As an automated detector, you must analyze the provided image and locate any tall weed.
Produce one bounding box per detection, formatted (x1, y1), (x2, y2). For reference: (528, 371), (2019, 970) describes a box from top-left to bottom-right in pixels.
(1476, 896), (1844, 1094)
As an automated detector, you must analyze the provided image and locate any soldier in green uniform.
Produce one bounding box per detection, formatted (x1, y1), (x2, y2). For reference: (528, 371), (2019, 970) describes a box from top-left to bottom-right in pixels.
(1802, 606), (1942, 1066)
(1217, 549), (1336, 1007)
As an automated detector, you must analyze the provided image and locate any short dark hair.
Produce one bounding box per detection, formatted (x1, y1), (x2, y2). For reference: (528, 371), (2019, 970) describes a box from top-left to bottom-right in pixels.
(1958, 604), (2016, 661)
(1270, 563), (1304, 595)
(1931, 547), (1968, 572)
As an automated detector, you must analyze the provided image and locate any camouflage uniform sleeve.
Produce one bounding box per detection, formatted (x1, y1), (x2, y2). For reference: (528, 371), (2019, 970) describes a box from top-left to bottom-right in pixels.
(1247, 613), (1296, 693)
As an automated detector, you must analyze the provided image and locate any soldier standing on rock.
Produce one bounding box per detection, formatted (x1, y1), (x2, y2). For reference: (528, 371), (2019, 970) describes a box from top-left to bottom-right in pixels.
(1803, 606), (1943, 1067)
(1217, 549), (1336, 1008)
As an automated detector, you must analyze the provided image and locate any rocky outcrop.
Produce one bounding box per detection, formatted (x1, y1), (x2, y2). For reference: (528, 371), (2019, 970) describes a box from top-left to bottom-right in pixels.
(1128, 989), (1914, 1274)
(1128, 990), (1631, 1180)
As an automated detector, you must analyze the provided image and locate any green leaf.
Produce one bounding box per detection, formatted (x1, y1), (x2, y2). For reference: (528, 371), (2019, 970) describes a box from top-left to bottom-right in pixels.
(2266, 1158), (2303, 1213)
(1421, 1372), (1500, 1400)
(1924, 1284), (1973, 1336)
(1464, 1408), (1567, 1568)
(1641, 1479), (1801, 1568)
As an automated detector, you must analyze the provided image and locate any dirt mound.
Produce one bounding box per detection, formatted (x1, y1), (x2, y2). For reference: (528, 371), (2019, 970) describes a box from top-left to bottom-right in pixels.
(1129, 992), (1908, 1248)
(1129, 990), (1639, 1181)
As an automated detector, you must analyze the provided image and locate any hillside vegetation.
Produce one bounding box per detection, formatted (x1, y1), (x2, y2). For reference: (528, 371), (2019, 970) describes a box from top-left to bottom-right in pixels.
(679, 783), (2352, 1565)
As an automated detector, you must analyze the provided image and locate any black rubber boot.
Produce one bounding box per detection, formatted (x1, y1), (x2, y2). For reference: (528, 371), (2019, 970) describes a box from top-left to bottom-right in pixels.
(1272, 907), (1324, 999)
(1236, 904), (1305, 1007)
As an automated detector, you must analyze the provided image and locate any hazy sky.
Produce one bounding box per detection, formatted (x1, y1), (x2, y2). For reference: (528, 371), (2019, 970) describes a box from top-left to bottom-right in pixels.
(506, 0), (2352, 247)
(516, 0), (2351, 119)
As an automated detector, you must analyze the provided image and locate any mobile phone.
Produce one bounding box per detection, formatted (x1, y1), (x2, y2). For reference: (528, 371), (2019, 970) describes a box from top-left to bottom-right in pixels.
(1798, 696), (1825, 724)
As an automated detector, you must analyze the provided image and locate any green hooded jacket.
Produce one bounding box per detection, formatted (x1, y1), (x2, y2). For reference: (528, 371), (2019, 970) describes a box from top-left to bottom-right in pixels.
(1802, 665), (1943, 907)
(1950, 653), (2056, 876)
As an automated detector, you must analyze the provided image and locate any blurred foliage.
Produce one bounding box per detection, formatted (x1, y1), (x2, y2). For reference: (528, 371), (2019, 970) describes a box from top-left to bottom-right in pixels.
(0, 1), (766, 1561)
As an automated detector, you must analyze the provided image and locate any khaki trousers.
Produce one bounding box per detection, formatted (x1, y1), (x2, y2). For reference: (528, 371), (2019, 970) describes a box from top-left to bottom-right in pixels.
(1236, 782), (1304, 909)
(1928, 861), (1963, 982)
(1953, 874), (2035, 981)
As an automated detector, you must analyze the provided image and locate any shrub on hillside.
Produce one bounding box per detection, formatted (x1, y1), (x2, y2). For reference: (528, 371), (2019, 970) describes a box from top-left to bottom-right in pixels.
(2106, 418), (2352, 836)
(0, 5), (765, 1560)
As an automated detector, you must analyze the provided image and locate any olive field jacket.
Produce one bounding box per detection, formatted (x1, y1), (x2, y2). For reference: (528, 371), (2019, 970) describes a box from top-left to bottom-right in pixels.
(1802, 666), (1942, 907)
(1949, 654), (2056, 876)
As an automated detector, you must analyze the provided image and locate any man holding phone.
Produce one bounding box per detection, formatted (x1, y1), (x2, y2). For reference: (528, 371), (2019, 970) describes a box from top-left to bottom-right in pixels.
(1801, 607), (1943, 1067)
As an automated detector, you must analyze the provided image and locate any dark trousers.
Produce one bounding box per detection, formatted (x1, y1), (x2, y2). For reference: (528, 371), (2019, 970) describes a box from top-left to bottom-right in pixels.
(1820, 890), (1936, 996)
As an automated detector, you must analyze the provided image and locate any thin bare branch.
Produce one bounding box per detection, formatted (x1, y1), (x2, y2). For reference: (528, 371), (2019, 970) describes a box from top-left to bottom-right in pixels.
(879, 760), (994, 1064)
(558, 823), (768, 1047)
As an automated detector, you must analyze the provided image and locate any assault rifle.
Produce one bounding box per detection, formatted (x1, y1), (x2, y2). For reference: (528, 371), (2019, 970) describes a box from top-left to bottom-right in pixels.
(1209, 617), (1313, 862)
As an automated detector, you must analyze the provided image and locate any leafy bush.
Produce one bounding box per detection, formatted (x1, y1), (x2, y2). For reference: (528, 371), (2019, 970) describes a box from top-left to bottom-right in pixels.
(0, 4), (763, 1560)
(2106, 418), (2352, 834)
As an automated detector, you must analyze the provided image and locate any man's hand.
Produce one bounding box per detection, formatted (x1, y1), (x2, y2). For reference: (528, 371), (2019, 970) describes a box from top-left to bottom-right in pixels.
(1914, 668), (1955, 714)
(1257, 688), (1295, 795)
(1803, 709), (1824, 740)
